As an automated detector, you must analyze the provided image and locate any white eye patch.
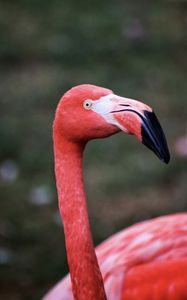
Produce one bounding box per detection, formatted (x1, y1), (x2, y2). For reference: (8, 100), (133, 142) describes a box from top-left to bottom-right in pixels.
(91, 94), (114, 115)
(84, 93), (124, 130)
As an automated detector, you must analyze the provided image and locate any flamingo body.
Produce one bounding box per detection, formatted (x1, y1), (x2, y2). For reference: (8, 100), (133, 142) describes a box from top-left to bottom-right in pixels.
(44, 214), (187, 300)
(123, 260), (187, 300)
(43, 85), (186, 300)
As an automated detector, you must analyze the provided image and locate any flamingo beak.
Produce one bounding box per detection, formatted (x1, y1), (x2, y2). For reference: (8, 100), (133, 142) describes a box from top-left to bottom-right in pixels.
(92, 94), (170, 163)
(110, 96), (170, 164)
(140, 110), (170, 164)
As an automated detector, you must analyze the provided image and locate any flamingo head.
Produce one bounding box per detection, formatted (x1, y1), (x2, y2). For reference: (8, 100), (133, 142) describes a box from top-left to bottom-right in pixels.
(54, 84), (170, 163)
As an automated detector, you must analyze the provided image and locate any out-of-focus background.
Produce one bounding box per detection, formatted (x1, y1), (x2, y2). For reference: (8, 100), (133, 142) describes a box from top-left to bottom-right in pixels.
(0, 0), (187, 299)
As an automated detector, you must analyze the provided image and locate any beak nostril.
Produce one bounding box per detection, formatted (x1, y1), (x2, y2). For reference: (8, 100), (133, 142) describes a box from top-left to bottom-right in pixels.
(119, 104), (130, 107)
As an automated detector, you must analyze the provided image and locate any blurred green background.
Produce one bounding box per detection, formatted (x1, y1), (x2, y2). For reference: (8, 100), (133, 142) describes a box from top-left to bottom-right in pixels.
(0, 0), (187, 299)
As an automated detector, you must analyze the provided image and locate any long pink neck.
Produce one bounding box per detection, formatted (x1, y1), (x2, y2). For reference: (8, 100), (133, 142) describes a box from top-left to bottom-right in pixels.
(53, 128), (107, 300)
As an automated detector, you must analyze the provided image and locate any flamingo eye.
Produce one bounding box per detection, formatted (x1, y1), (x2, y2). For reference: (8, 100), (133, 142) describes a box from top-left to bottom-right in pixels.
(83, 100), (92, 110)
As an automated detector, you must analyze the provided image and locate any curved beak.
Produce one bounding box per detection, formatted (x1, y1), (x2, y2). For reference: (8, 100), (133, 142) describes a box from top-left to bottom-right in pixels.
(92, 94), (170, 164)
(140, 110), (170, 164)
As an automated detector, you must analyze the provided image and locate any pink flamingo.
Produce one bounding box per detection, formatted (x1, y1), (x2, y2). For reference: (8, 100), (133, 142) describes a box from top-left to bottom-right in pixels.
(43, 84), (187, 300)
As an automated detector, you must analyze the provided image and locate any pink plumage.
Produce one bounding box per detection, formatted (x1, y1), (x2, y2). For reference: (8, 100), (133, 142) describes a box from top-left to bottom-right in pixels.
(43, 85), (187, 300)
(44, 214), (187, 300)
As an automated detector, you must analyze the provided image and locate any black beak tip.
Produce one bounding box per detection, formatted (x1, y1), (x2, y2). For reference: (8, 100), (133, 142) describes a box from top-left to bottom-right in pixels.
(160, 152), (170, 164)
(141, 110), (170, 164)
(163, 152), (170, 164)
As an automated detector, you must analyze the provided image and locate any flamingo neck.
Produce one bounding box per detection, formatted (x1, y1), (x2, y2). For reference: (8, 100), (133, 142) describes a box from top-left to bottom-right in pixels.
(53, 129), (106, 300)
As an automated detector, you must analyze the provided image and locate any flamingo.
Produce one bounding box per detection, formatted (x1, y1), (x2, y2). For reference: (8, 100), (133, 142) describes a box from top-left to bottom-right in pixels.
(43, 84), (187, 300)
